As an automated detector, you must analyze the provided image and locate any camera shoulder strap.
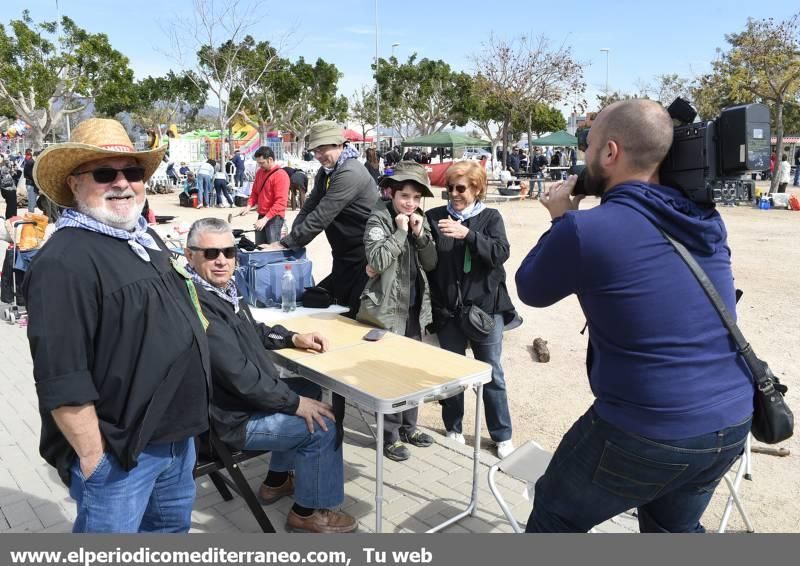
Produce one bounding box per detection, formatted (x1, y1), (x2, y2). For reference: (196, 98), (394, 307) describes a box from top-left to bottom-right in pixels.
(656, 227), (766, 386)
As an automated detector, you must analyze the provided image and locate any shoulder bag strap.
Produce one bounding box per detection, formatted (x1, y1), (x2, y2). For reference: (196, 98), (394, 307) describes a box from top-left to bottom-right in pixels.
(657, 228), (767, 387)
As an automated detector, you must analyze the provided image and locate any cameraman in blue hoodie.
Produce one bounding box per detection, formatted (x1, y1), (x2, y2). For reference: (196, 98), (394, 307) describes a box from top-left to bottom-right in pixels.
(516, 99), (754, 533)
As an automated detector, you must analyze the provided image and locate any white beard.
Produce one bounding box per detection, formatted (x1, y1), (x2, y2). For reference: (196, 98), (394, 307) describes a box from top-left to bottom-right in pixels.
(76, 190), (144, 231)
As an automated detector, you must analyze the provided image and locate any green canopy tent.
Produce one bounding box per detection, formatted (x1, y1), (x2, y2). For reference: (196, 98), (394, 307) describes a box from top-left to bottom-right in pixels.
(401, 131), (491, 148)
(528, 130), (578, 147)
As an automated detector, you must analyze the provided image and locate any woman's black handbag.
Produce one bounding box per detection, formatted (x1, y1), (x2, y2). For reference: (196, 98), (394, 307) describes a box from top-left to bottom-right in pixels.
(460, 303), (495, 340)
(659, 228), (793, 445)
(456, 281), (495, 340)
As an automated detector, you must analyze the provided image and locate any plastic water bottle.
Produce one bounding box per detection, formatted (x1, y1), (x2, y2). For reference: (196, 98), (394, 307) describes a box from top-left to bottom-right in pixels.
(281, 264), (296, 312)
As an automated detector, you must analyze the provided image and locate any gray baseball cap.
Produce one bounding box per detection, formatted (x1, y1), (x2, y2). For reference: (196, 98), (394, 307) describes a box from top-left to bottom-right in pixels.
(379, 160), (434, 197)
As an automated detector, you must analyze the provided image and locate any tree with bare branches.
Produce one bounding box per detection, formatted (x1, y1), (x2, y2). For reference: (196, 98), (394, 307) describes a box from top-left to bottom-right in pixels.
(164, 0), (283, 153)
(350, 85), (377, 143)
(693, 13), (800, 190)
(472, 34), (585, 167)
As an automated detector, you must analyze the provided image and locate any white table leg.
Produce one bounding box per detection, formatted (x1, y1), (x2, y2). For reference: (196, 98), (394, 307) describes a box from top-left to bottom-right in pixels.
(426, 383), (484, 532)
(375, 411), (384, 533)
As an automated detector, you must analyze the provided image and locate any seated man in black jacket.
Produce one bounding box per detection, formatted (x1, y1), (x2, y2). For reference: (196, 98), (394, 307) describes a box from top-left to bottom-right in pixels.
(185, 217), (357, 534)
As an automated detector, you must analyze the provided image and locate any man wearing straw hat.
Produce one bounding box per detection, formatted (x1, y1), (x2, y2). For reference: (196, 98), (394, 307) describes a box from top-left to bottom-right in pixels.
(23, 118), (210, 532)
(261, 121), (377, 315)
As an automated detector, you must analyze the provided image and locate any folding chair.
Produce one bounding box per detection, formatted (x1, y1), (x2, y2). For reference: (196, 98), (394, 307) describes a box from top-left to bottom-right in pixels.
(487, 440), (552, 533)
(489, 436), (756, 534)
(193, 428), (276, 533)
(718, 434), (755, 533)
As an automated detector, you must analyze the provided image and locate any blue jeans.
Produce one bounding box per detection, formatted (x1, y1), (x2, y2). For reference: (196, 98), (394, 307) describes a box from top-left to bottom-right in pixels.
(197, 174), (213, 206)
(528, 172), (544, 198)
(243, 378), (343, 509)
(68, 438), (196, 533)
(794, 163), (799, 186)
(214, 178), (234, 205)
(437, 314), (512, 442)
(26, 182), (37, 212)
(525, 408), (751, 533)
(235, 170), (244, 187)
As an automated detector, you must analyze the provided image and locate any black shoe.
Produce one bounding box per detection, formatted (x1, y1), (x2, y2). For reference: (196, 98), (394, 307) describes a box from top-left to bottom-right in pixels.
(400, 430), (433, 447)
(383, 441), (410, 461)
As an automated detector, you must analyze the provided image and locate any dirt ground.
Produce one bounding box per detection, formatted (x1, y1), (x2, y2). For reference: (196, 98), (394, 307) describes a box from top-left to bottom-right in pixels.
(147, 181), (800, 533)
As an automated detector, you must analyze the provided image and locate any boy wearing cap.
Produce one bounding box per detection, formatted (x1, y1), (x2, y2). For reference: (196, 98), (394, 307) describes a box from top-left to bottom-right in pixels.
(357, 161), (436, 461)
(23, 118), (209, 532)
(262, 121), (377, 315)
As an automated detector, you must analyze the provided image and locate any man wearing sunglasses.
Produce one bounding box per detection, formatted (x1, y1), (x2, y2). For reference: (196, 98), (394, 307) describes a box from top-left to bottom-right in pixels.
(23, 118), (210, 532)
(184, 217), (357, 533)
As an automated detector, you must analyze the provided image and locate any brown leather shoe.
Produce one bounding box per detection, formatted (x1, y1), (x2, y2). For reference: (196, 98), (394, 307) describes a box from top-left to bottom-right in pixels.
(286, 509), (358, 533)
(258, 476), (294, 505)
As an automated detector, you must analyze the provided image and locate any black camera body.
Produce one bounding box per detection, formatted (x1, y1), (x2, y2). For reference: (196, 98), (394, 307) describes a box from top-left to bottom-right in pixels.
(572, 99), (771, 204)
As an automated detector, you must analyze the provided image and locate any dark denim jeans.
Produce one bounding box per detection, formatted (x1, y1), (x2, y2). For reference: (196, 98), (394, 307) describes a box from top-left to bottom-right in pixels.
(68, 438), (196, 533)
(525, 407), (751, 533)
(437, 314), (512, 442)
(243, 378), (344, 509)
(213, 178), (234, 205)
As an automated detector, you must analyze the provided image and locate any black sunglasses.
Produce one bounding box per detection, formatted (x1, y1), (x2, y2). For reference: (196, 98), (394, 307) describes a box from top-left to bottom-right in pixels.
(72, 166), (146, 184)
(188, 246), (237, 260)
(446, 184), (468, 194)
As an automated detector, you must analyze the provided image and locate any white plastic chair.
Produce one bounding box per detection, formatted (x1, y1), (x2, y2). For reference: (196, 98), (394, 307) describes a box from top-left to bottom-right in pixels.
(489, 437), (755, 534)
(718, 434), (755, 533)
(487, 440), (552, 533)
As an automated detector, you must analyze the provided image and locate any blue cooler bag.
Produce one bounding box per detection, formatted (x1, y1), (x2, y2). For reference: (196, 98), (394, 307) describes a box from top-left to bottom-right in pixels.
(235, 248), (314, 307)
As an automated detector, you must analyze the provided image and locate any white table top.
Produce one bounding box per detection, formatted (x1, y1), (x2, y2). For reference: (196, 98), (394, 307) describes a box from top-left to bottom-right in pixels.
(265, 314), (492, 413)
(249, 304), (349, 324)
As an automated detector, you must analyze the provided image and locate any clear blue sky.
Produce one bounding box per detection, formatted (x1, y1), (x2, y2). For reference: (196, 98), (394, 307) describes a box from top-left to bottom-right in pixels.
(10, 0), (800, 116)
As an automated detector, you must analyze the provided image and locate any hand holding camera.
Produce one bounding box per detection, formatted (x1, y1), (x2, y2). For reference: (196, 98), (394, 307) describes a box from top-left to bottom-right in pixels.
(541, 175), (585, 220)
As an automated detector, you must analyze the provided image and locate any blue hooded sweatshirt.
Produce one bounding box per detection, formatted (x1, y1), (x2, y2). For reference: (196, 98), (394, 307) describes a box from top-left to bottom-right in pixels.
(516, 182), (754, 439)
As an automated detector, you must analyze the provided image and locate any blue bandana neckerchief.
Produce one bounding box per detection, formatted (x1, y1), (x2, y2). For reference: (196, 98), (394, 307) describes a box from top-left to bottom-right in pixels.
(184, 263), (240, 312)
(322, 144), (360, 174)
(56, 209), (160, 262)
(446, 199), (485, 222)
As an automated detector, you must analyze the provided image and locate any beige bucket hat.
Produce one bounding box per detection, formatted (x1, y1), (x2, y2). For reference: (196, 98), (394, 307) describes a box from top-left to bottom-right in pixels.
(33, 118), (166, 207)
(306, 120), (346, 151)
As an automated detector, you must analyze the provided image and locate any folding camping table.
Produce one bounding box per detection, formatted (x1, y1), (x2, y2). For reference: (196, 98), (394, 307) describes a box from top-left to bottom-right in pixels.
(249, 312), (492, 533)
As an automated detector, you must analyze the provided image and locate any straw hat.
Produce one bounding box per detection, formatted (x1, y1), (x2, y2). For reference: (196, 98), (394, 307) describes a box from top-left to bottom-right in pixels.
(33, 118), (166, 207)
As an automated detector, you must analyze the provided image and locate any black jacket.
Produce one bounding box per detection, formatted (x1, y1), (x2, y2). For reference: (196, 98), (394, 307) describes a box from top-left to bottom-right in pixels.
(280, 158), (377, 311)
(425, 206), (516, 329)
(23, 158), (35, 184)
(199, 290), (300, 448)
(24, 228), (210, 486)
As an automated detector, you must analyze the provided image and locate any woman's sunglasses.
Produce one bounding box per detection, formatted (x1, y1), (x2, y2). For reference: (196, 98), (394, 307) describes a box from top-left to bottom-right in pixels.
(72, 166), (146, 184)
(446, 184), (468, 194)
(188, 246), (237, 260)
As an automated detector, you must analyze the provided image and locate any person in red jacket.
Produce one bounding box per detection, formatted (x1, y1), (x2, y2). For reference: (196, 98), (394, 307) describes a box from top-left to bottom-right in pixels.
(239, 146), (289, 245)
